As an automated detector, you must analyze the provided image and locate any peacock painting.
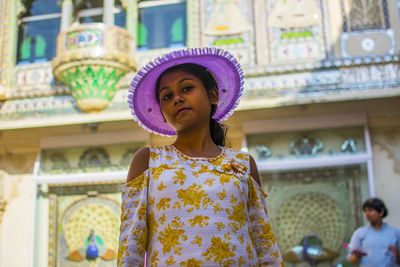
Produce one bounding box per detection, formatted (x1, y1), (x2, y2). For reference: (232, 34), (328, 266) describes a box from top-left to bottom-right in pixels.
(66, 229), (116, 263)
(61, 198), (120, 267)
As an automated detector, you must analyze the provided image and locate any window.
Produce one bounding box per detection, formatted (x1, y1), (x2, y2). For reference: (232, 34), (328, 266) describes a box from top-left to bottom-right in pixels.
(75, 0), (126, 27)
(17, 0), (61, 64)
(242, 114), (373, 264)
(138, 0), (187, 50)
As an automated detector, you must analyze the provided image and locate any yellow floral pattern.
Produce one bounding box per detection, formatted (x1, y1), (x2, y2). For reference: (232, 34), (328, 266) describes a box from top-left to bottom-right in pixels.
(118, 145), (284, 267)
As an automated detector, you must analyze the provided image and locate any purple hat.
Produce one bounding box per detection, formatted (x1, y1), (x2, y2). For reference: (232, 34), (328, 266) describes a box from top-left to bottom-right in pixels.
(128, 47), (244, 136)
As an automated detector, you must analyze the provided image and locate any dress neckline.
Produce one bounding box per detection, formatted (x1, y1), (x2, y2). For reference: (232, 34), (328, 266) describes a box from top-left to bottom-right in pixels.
(169, 144), (225, 162)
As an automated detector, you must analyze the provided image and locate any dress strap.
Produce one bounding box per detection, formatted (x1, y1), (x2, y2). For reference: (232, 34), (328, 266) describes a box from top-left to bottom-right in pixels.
(147, 145), (159, 169)
(147, 145), (172, 169)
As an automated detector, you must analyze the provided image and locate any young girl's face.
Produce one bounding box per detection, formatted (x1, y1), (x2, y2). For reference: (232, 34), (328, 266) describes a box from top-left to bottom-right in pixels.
(158, 69), (218, 133)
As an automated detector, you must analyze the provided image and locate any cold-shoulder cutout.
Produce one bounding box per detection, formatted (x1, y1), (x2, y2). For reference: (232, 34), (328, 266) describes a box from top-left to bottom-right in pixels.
(127, 147), (150, 183)
(249, 154), (262, 186)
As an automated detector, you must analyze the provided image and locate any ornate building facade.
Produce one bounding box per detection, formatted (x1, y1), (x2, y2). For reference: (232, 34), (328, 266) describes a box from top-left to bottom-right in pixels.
(0, 0), (399, 266)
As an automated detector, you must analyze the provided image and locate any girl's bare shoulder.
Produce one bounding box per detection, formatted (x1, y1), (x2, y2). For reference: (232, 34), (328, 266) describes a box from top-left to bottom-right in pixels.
(249, 154), (261, 186)
(127, 147), (150, 183)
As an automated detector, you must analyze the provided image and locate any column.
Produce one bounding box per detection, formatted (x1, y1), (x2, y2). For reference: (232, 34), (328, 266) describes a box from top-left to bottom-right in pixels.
(103, 0), (115, 25)
(61, 0), (73, 31)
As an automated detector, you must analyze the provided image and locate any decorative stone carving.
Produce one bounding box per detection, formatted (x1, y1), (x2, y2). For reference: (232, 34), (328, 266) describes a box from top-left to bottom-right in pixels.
(341, 138), (357, 153)
(266, 0), (325, 63)
(255, 145), (272, 160)
(204, 0), (251, 36)
(0, 151), (37, 174)
(277, 192), (345, 260)
(264, 166), (364, 263)
(244, 70), (340, 96)
(202, 0), (254, 66)
(340, 64), (400, 84)
(50, 153), (71, 173)
(289, 135), (324, 156)
(268, 0), (321, 28)
(11, 62), (69, 99)
(346, 0), (386, 31)
(120, 149), (136, 167)
(78, 148), (111, 170)
(372, 127), (400, 174)
(0, 0), (15, 89)
(341, 29), (395, 57)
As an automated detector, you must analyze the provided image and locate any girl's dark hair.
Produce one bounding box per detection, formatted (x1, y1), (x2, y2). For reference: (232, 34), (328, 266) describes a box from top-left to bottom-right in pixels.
(362, 198), (388, 218)
(156, 63), (228, 146)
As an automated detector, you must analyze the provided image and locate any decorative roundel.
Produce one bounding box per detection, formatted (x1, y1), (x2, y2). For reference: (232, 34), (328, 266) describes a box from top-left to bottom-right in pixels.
(275, 192), (347, 254)
(361, 37), (375, 52)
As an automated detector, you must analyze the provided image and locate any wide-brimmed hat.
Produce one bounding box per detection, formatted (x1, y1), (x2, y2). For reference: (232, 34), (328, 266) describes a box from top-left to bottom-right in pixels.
(128, 47), (244, 136)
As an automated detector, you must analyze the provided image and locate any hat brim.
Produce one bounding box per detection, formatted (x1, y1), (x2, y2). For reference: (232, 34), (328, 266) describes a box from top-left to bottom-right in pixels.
(128, 47), (244, 136)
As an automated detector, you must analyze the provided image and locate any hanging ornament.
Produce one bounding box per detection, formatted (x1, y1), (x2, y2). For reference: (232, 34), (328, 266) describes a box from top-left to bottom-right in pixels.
(204, 0), (251, 36)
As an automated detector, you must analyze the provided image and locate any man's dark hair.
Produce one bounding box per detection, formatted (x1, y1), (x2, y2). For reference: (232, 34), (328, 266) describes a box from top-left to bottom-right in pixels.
(362, 198), (388, 218)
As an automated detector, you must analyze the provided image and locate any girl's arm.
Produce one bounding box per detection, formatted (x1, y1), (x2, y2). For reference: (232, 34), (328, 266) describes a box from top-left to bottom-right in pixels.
(118, 147), (150, 267)
(127, 147), (150, 183)
(247, 154), (284, 266)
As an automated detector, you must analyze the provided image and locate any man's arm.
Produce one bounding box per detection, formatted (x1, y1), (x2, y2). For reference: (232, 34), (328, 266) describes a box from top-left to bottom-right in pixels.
(347, 228), (366, 265)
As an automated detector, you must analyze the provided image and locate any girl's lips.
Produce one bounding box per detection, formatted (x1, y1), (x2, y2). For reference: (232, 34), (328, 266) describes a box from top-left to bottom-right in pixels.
(176, 107), (190, 116)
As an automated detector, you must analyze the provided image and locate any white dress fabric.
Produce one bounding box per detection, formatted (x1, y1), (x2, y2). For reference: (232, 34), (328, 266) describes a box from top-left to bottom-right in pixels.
(118, 145), (284, 267)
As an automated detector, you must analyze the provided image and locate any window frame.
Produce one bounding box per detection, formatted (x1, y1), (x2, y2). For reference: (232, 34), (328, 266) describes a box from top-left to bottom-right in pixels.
(242, 112), (375, 196)
(76, 5), (126, 24)
(137, 0), (187, 50)
(17, 2), (62, 65)
(138, 0), (185, 8)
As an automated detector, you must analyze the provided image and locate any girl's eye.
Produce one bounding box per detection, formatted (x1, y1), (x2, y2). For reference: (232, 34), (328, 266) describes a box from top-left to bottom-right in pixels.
(182, 86), (193, 92)
(161, 93), (172, 101)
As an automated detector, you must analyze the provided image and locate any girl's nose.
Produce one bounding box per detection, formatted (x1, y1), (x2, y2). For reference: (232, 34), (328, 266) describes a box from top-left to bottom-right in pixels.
(174, 96), (184, 105)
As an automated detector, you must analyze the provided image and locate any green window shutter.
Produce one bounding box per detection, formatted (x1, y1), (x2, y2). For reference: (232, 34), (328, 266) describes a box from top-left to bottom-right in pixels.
(20, 37), (31, 60)
(35, 35), (46, 58)
(171, 18), (183, 43)
(137, 23), (148, 46)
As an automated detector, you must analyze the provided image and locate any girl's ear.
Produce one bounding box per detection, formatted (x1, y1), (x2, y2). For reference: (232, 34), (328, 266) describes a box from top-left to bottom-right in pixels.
(209, 87), (219, 105)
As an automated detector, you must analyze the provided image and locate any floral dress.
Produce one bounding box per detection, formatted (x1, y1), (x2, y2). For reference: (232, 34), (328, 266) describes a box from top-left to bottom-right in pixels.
(118, 145), (284, 267)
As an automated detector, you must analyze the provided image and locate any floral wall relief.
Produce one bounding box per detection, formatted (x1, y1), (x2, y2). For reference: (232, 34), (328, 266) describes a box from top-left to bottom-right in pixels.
(0, 150), (37, 174)
(372, 126), (400, 174)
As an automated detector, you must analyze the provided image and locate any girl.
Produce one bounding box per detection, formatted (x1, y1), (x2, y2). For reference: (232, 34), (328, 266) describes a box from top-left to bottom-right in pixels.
(118, 47), (284, 266)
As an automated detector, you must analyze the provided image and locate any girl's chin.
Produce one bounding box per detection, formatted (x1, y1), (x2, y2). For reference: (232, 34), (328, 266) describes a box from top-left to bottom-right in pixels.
(170, 118), (209, 133)
(174, 124), (199, 133)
